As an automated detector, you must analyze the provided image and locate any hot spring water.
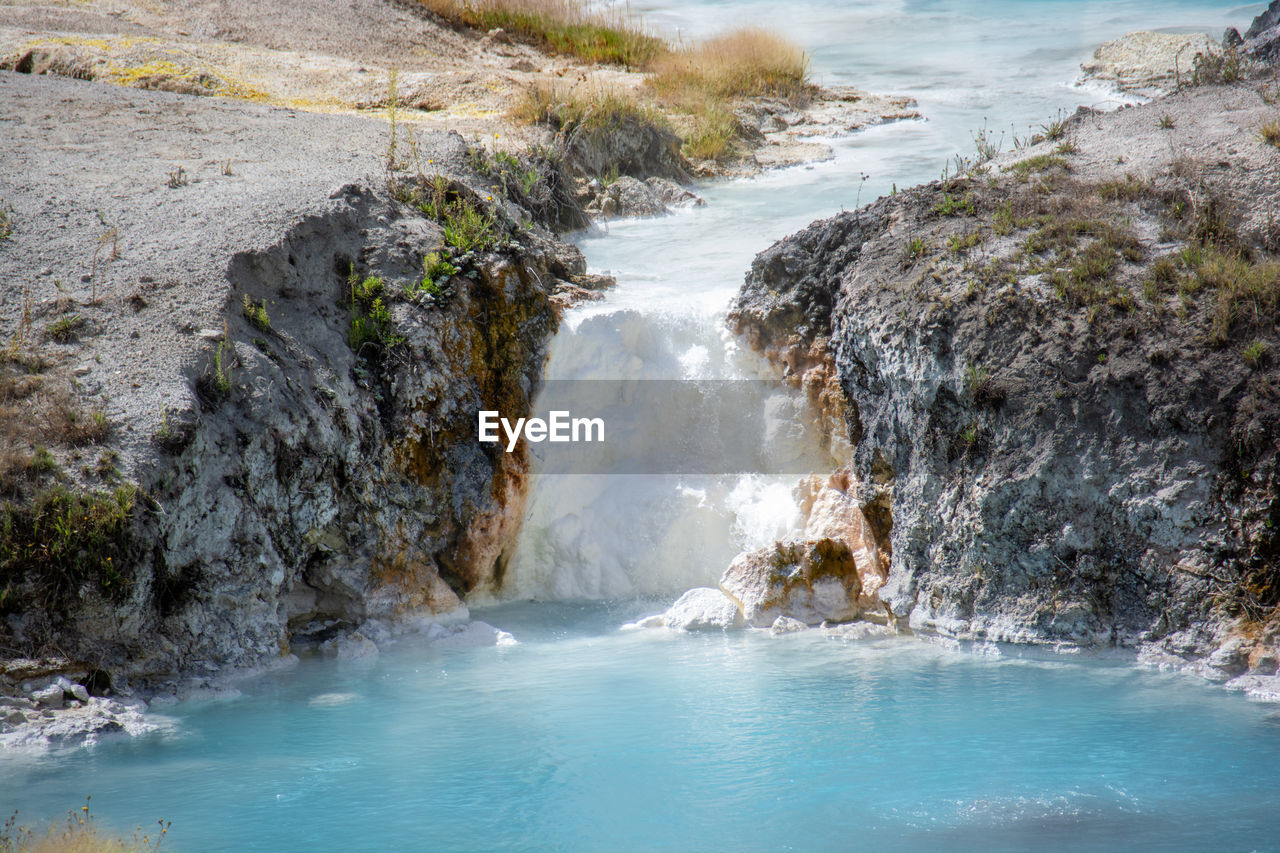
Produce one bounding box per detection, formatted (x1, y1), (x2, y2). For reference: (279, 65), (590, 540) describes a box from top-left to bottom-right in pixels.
(4, 2), (1276, 850)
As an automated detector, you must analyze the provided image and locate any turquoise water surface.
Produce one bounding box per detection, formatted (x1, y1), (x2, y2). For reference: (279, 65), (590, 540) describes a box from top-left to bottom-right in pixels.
(5, 603), (1280, 851)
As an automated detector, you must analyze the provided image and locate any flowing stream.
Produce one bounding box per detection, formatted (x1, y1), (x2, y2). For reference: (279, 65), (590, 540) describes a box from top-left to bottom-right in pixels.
(5, 2), (1279, 850)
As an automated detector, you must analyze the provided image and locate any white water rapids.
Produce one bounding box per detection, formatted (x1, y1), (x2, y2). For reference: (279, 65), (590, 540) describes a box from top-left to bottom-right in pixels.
(491, 0), (1255, 601)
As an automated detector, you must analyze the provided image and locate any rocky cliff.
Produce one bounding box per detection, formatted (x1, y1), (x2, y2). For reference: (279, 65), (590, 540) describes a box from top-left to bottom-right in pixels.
(0, 72), (598, 695)
(729, 76), (1280, 683)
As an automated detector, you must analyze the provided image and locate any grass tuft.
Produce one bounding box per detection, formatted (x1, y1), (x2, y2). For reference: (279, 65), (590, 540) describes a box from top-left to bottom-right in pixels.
(1259, 117), (1280, 148)
(679, 106), (738, 161)
(241, 295), (270, 333)
(415, 0), (663, 67)
(1, 800), (169, 853)
(1242, 339), (1268, 369)
(1191, 247), (1280, 344)
(513, 83), (664, 132)
(649, 28), (809, 103)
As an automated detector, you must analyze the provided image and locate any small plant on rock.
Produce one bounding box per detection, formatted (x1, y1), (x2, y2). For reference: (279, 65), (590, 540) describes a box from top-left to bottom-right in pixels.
(241, 294), (271, 332)
(407, 251), (459, 303)
(213, 340), (233, 395)
(1040, 114), (1067, 141)
(348, 275), (402, 349)
(1243, 339), (1268, 368)
(901, 236), (926, 265)
(442, 200), (497, 254)
(46, 314), (84, 344)
(933, 193), (976, 217)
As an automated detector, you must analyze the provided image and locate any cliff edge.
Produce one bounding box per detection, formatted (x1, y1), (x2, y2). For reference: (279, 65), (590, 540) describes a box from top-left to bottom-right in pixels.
(730, 63), (1280, 689)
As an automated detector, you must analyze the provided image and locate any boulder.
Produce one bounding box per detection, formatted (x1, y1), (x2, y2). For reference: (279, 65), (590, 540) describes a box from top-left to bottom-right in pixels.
(1246, 0), (1280, 39)
(1080, 31), (1219, 97)
(321, 632), (379, 662)
(1245, 0), (1280, 63)
(719, 539), (862, 628)
(55, 676), (89, 703)
(769, 616), (808, 635)
(31, 684), (63, 709)
(1204, 636), (1250, 681)
(795, 469), (885, 608)
(644, 177), (704, 208)
(662, 588), (744, 631)
(591, 176), (668, 218)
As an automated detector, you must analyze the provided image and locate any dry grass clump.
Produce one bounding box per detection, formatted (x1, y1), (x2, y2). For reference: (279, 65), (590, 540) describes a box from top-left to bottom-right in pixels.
(648, 28), (810, 103)
(1259, 116), (1280, 148)
(678, 106), (738, 161)
(500, 17), (811, 165)
(1190, 246), (1280, 343)
(0, 354), (111, 496)
(1, 802), (169, 853)
(512, 83), (667, 132)
(644, 28), (810, 164)
(416, 0), (662, 67)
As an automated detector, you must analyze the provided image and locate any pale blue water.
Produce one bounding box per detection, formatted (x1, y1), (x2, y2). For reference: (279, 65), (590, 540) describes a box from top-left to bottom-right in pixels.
(6, 2), (1277, 850)
(6, 603), (1280, 851)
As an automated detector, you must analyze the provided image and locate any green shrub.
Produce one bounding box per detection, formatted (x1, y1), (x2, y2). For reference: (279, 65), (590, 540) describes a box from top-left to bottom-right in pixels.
(348, 276), (402, 349)
(0, 484), (137, 613)
(406, 252), (459, 302)
(933, 193), (975, 216)
(1191, 46), (1249, 86)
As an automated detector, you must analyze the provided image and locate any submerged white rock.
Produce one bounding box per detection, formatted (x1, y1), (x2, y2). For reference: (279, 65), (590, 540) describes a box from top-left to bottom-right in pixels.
(622, 588), (746, 631)
(427, 621), (517, 648)
(821, 621), (896, 641)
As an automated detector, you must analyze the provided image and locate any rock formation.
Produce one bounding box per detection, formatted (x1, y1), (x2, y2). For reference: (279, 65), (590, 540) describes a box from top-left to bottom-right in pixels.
(728, 78), (1280, 674)
(0, 73), (587, 694)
